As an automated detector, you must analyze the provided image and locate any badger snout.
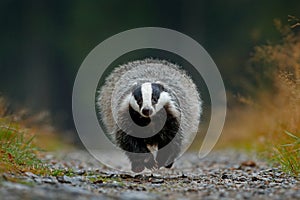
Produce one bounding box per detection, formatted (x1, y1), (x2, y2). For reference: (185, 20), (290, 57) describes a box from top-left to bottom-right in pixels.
(141, 106), (153, 117)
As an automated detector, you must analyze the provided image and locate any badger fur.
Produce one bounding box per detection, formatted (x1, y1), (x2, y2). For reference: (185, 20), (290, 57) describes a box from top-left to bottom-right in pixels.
(96, 59), (201, 173)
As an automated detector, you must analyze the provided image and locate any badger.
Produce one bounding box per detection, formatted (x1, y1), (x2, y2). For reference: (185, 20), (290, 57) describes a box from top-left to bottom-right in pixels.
(96, 59), (201, 173)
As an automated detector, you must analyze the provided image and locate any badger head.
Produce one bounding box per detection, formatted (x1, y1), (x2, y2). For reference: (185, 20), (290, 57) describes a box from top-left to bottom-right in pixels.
(128, 82), (177, 118)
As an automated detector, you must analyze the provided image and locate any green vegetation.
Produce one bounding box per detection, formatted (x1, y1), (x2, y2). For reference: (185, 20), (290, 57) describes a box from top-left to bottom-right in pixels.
(0, 97), (65, 176)
(0, 119), (48, 175)
(273, 131), (300, 176)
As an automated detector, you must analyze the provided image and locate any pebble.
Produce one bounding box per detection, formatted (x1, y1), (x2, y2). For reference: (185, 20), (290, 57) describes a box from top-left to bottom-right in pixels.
(42, 177), (57, 185)
(57, 176), (72, 184)
(75, 169), (86, 176)
(150, 178), (164, 184)
(0, 150), (299, 200)
(24, 172), (39, 179)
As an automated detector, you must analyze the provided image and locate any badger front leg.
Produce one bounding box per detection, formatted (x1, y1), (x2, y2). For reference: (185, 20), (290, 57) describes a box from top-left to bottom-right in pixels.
(127, 152), (157, 173)
(116, 130), (157, 172)
(156, 136), (181, 169)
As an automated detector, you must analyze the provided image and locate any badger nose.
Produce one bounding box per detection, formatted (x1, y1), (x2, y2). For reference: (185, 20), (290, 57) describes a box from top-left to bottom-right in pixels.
(142, 107), (153, 117)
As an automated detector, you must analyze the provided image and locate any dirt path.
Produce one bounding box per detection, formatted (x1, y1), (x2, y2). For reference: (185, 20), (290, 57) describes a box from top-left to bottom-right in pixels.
(1, 150), (299, 200)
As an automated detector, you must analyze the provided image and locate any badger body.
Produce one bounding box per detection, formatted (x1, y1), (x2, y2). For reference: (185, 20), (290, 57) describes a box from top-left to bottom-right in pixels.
(96, 59), (201, 172)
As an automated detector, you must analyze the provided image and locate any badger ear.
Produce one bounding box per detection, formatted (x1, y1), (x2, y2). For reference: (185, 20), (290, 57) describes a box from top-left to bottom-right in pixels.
(131, 82), (139, 92)
(155, 81), (166, 92)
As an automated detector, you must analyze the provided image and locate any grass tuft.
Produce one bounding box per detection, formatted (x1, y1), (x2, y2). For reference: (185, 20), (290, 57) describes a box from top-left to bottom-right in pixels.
(0, 97), (56, 176)
(0, 119), (49, 175)
(0, 95), (72, 177)
(272, 131), (300, 176)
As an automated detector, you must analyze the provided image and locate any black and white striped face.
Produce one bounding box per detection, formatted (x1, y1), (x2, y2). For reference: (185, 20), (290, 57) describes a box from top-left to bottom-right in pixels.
(129, 82), (171, 118)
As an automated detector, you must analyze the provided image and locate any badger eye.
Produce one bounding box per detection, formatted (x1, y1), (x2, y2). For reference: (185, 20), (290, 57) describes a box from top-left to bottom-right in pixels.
(137, 99), (143, 106)
(152, 97), (158, 104)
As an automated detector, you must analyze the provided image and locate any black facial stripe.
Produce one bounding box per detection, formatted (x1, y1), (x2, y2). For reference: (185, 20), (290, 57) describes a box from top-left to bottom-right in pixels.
(151, 83), (164, 105)
(132, 86), (143, 108)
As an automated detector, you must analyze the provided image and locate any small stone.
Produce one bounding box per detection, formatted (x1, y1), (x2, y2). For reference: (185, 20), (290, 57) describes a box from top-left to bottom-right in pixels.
(33, 177), (42, 184)
(120, 174), (134, 179)
(133, 174), (144, 179)
(275, 178), (284, 183)
(93, 179), (103, 184)
(151, 173), (162, 178)
(24, 172), (38, 179)
(221, 174), (229, 179)
(150, 178), (164, 184)
(75, 169), (85, 175)
(186, 188), (198, 192)
(238, 177), (247, 182)
(269, 182), (278, 187)
(251, 176), (260, 181)
(42, 177), (57, 185)
(56, 176), (72, 184)
(182, 178), (190, 184)
(258, 184), (266, 189)
(241, 160), (256, 167)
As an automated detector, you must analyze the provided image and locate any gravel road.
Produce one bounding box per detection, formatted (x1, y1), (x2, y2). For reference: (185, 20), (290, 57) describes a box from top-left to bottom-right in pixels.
(0, 150), (299, 200)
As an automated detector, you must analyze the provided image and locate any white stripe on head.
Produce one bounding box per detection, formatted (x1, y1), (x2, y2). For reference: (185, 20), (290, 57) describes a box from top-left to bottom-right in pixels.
(141, 82), (153, 108)
(155, 91), (171, 111)
(156, 91), (180, 118)
(129, 94), (140, 112)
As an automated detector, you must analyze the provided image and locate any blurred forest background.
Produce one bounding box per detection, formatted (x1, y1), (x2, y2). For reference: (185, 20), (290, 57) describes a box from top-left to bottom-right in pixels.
(0, 0), (299, 145)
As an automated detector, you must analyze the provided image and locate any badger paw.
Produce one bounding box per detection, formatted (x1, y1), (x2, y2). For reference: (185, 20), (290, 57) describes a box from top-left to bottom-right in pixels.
(156, 152), (175, 169)
(164, 162), (174, 169)
(131, 163), (145, 173)
(144, 154), (158, 170)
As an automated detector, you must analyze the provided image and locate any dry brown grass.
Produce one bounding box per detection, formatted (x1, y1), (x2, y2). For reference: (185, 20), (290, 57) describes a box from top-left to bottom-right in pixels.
(217, 19), (300, 175)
